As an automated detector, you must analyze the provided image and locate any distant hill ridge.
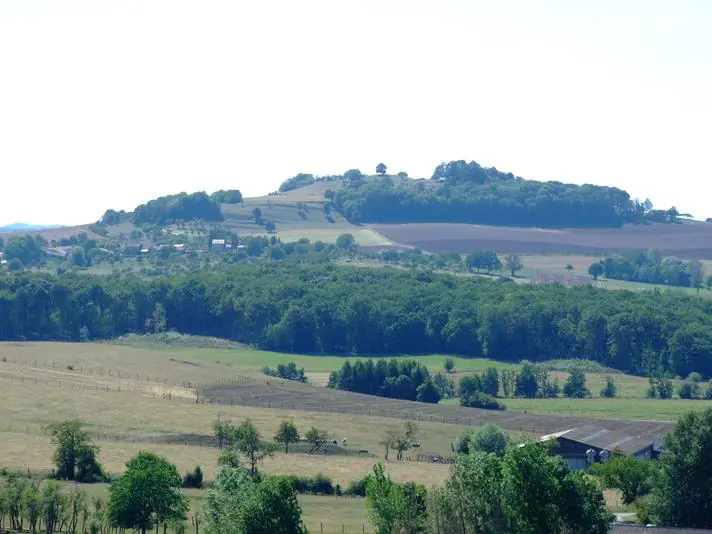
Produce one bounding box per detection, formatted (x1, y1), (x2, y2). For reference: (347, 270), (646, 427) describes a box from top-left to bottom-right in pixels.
(0, 223), (63, 234)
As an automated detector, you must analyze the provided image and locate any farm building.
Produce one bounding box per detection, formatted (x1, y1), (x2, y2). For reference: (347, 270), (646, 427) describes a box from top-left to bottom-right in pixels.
(540, 424), (664, 470)
(210, 238), (233, 251)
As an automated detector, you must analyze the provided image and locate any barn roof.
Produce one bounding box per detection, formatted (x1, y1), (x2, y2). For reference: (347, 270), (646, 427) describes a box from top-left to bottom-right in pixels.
(550, 424), (661, 455)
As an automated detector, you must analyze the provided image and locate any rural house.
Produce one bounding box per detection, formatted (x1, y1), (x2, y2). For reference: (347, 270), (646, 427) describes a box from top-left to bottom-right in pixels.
(210, 238), (232, 251)
(540, 424), (664, 470)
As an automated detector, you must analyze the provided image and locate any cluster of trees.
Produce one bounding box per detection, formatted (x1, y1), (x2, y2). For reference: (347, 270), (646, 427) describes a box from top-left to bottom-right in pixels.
(213, 417), (333, 458)
(210, 189), (243, 204)
(367, 441), (613, 533)
(460, 363), (600, 401)
(132, 192), (224, 226)
(465, 250), (502, 273)
(261, 361), (307, 383)
(279, 173), (318, 193)
(5, 264), (712, 378)
(327, 359), (443, 403)
(102, 192), (224, 227)
(0, 475), (96, 534)
(331, 159), (650, 228)
(653, 372), (712, 400)
(1, 235), (45, 270)
(589, 250), (707, 288)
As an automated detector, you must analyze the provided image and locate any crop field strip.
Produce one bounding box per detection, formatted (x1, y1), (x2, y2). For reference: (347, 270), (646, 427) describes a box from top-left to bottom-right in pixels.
(372, 221), (712, 258)
(199, 380), (673, 438)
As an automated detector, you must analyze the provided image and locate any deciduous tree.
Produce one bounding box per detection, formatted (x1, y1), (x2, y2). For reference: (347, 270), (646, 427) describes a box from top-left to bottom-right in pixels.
(649, 408), (712, 528)
(107, 452), (187, 534)
(47, 420), (104, 482)
(274, 421), (300, 454)
(504, 254), (523, 277)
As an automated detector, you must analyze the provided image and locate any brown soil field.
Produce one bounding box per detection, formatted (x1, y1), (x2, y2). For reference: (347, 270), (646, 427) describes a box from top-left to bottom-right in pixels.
(200, 380), (672, 440)
(371, 221), (712, 258)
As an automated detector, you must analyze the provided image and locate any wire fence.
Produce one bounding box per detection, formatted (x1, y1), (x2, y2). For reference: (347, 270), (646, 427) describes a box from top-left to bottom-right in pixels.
(0, 356), (255, 390)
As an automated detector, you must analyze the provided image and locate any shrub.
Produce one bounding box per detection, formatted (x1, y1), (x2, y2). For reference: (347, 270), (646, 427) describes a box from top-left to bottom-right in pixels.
(678, 381), (700, 400)
(460, 392), (505, 410)
(444, 358), (455, 373)
(344, 475), (371, 497)
(182, 466), (203, 488)
(600, 376), (617, 398)
(279, 474), (335, 495)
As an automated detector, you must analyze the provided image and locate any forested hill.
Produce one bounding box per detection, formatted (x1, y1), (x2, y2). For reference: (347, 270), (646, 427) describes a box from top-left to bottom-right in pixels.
(100, 189), (243, 227)
(1, 265), (712, 377)
(330, 160), (677, 228)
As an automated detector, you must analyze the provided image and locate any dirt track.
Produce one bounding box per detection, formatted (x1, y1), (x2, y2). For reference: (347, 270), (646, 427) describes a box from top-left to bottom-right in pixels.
(371, 222), (712, 258)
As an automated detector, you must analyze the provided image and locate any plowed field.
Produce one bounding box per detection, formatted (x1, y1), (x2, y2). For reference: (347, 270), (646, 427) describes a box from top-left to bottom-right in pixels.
(372, 221), (712, 258)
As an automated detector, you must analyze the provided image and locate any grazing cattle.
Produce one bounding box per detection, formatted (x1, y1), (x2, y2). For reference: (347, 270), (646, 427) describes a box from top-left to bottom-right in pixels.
(359, 449), (369, 454)
(331, 439), (338, 445)
(412, 443), (421, 449)
(341, 438), (348, 446)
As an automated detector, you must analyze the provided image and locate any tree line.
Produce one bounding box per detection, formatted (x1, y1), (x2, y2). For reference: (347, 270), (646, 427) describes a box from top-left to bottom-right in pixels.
(4, 264), (712, 377)
(327, 359), (443, 403)
(589, 250), (708, 289)
(101, 190), (238, 227)
(329, 159), (672, 228)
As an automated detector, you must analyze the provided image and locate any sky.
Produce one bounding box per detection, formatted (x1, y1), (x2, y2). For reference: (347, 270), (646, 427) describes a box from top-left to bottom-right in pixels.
(0, 0), (710, 226)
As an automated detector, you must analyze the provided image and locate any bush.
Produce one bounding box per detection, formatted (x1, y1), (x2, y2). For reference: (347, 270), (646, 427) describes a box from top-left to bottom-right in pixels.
(460, 392), (505, 410)
(279, 474), (335, 495)
(455, 424), (508, 456)
(182, 466), (203, 488)
(444, 358), (455, 373)
(344, 475), (371, 497)
(678, 381), (700, 400)
(600, 376), (617, 398)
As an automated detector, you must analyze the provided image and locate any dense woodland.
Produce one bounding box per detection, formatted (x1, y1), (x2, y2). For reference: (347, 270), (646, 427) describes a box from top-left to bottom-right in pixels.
(102, 190), (236, 227)
(329, 160), (676, 228)
(2, 265), (712, 377)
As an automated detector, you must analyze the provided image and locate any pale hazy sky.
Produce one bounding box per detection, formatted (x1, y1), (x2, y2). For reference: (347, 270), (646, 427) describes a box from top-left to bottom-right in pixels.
(0, 0), (710, 225)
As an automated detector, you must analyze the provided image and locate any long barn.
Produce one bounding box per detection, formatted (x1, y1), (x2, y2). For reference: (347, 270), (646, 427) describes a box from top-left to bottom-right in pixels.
(540, 424), (664, 470)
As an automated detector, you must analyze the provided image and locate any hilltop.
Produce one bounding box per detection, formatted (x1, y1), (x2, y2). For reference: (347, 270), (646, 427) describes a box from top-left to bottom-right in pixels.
(4, 161), (712, 275)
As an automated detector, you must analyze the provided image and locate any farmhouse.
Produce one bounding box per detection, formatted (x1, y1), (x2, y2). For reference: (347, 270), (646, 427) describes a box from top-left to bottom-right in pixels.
(540, 424), (664, 470)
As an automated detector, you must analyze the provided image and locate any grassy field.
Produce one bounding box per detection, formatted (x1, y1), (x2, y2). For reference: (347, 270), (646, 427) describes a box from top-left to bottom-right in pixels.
(0, 342), (464, 489)
(0, 339), (683, 527)
(3, 340), (703, 423)
(500, 397), (712, 420)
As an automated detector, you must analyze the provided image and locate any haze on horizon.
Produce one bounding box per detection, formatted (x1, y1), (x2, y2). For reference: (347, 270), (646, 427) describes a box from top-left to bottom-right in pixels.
(0, 0), (710, 226)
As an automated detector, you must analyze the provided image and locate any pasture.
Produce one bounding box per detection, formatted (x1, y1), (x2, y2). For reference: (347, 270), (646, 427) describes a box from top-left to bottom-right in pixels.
(0, 340), (684, 527)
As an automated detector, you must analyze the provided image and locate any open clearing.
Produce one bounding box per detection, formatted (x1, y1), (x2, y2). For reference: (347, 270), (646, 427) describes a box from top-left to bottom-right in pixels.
(372, 221), (712, 258)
